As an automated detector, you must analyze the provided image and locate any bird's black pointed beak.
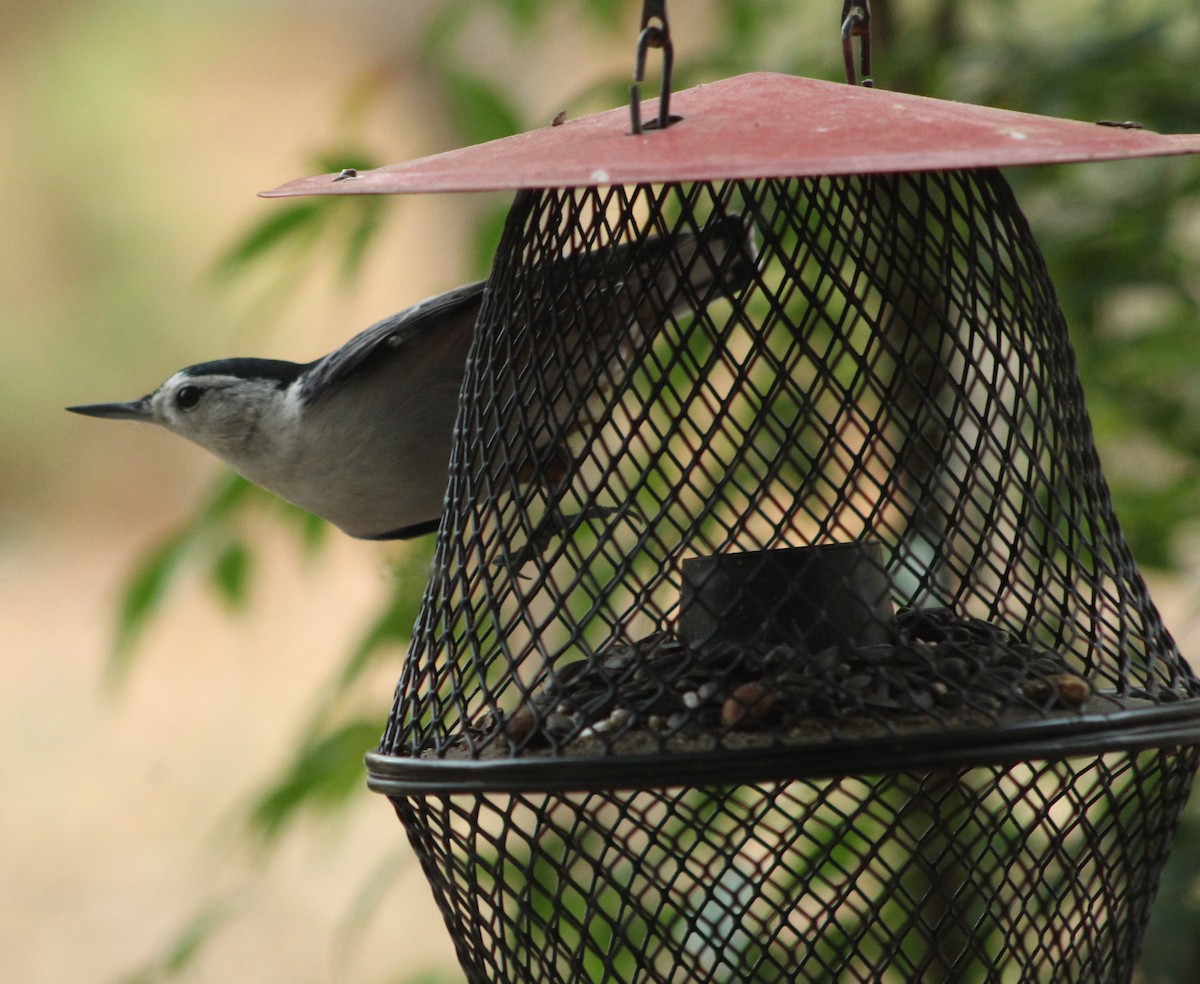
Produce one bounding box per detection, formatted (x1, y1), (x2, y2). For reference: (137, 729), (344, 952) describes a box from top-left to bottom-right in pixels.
(66, 398), (152, 421)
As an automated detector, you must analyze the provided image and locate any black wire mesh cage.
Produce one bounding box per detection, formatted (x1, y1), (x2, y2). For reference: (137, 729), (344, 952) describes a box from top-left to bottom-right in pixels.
(380, 168), (1200, 767)
(396, 752), (1197, 982)
(360, 166), (1200, 981)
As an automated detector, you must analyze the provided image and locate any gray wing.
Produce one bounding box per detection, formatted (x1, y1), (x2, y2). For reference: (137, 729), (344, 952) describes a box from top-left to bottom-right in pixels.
(299, 279), (486, 406)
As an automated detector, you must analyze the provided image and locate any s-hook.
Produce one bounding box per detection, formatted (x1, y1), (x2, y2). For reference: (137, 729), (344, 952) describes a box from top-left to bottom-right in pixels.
(842, 0), (874, 87)
(629, 0), (679, 134)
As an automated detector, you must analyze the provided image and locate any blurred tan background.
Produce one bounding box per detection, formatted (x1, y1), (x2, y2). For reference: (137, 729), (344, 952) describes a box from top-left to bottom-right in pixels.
(5, 3), (1200, 983)
(1, 3), (546, 982)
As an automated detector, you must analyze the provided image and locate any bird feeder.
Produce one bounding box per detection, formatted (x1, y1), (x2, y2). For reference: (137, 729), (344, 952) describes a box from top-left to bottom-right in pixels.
(265, 9), (1200, 981)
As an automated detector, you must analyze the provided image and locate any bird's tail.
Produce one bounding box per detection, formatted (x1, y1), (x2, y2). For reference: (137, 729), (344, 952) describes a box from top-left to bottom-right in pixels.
(664, 211), (760, 312)
(510, 211), (761, 448)
(529, 210), (759, 324)
(509, 212), (761, 546)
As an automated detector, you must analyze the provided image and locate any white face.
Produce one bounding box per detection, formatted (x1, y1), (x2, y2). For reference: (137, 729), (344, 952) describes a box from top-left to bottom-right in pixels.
(147, 371), (296, 465)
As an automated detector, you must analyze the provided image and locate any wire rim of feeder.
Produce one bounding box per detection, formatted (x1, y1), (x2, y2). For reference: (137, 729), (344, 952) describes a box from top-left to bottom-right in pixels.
(365, 701), (1200, 795)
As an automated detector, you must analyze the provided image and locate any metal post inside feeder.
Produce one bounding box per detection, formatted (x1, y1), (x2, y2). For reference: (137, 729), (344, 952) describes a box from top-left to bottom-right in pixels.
(265, 53), (1200, 984)
(678, 542), (894, 654)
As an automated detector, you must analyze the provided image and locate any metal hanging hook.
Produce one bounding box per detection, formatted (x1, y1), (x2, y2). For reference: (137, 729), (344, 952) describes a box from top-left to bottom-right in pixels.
(629, 0), (679, 134)
(841, 0), (874, 87)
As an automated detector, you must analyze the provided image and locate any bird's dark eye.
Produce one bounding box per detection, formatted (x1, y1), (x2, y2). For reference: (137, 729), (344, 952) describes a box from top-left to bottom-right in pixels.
(175, 385), (203, 411)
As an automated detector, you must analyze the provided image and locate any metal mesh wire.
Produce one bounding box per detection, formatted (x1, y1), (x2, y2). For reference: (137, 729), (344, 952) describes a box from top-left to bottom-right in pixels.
(393, 747), (1199, 983)
(379, 168), (1199, 770)
(369, 168), (1200, 980)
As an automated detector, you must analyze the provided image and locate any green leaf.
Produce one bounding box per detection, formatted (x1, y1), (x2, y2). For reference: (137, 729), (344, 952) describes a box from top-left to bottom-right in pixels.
(160, 901), (233, 975)
(111, 530), (190, 687)
(582, 0), (627, 32)
(109, 474), (264, 683)
(277, 500), (329, 557)
(470, 198), (515, 280)
(418, 0), (475, 58)
(210, 540), (251, 609)
(215, 148), (391, 294)
(313, 542), (434, 730)
(340, 583), (421, 689)
(249, 718), (382, 842)
(338, 197), (387, 284)
(212, 200), (326, 280)
(198, 472), (257, 522)
(442, 68), (524, 144)
(115, 899), (232, 984)
(495, 0), (544, 33)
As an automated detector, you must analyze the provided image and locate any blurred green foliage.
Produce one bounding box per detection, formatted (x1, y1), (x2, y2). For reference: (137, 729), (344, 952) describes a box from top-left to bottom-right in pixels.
(111, 1), (1200, 981)
(118, 901), (234, 984)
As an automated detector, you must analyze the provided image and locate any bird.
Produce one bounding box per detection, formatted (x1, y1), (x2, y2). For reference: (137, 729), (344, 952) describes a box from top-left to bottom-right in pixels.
(68, 213), (758, 540)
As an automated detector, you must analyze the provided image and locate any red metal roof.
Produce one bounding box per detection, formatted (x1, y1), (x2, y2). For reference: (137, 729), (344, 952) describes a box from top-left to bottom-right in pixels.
(261, 72), (1200, 198)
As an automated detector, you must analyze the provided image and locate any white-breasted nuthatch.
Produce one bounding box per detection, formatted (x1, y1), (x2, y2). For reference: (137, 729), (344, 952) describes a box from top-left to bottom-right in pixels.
(69, 215), (758, 540)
